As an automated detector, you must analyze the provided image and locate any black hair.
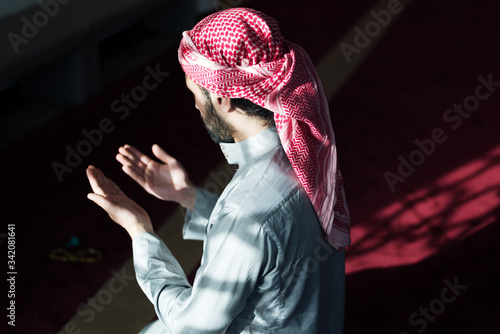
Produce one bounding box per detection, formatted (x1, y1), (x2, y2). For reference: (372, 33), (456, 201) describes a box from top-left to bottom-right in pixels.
(200, 87), (275, 127)
(230, 98), (275, 127)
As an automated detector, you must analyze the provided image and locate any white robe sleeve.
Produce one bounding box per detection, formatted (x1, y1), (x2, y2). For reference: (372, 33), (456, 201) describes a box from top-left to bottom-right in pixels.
(182, 187), (220, 241)
(132, 209), (277, 334)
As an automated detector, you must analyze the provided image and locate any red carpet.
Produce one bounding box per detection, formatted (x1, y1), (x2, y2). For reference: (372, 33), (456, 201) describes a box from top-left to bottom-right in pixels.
(327, 0), (500, 332)
(2, 0), (499, 333)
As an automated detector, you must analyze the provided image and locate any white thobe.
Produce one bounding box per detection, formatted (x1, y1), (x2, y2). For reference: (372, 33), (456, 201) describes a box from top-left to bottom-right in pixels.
(133, 127), (345, 333)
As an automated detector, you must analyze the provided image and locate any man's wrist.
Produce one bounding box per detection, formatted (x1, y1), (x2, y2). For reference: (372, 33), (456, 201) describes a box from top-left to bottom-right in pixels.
(179, 185), (197, 211)
(128, 224), (154, 240)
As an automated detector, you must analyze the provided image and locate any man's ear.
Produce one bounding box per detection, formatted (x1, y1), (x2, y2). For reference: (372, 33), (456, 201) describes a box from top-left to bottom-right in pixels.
(213, 95), (233, 113)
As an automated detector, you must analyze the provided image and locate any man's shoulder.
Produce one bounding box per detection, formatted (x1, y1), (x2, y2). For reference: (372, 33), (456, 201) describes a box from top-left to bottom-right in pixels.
(216, 167), (319, 252)
(220, 150), (310, 225)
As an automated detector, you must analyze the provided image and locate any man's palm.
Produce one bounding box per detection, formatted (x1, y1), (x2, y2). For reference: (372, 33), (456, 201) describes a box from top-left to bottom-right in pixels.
(117, 144), (193, 203)
(86, 165), (153, 239)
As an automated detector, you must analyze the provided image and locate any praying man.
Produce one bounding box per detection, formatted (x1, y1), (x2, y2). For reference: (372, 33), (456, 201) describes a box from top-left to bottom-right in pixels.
(86, 7), (350, 334)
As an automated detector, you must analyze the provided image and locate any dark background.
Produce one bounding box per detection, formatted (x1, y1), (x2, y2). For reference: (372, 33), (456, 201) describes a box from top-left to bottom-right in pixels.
(1, 0), (499, 333)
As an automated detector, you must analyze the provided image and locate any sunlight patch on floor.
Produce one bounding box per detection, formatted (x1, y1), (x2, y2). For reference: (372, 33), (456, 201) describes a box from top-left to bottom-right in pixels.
(347, 144), (500, 274)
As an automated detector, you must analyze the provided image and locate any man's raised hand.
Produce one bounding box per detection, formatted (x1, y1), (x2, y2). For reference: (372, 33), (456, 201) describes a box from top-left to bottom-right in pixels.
(86, 165), (153, 239)
(116, 144), (196, 210)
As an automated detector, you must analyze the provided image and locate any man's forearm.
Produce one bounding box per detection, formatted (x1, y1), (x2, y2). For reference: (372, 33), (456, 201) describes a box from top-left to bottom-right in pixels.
(132, 232), (190, 302)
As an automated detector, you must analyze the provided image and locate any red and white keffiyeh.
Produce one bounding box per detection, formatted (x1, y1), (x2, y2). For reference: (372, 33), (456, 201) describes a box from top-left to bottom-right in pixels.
(178, 8), (350, 249)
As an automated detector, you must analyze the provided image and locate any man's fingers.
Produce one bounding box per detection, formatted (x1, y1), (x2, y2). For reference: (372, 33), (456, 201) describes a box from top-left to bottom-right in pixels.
(117, 147), (148, 171)
(152, 144), (177, 165)
(86, 166), (107, 195)
(107, 178), (125, 195)
(121, 145), (153, 167)
(116, 153), (147, 175)
(117, 148), (151, 189)
(116, 151), (144, 169)
(87, 166), (119, 195)
(87, 193), (115, 214)
(94, 167), (117, 194)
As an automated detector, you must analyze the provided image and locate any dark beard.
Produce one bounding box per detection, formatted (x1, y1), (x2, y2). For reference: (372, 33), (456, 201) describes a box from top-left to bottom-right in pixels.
(201, 98), (235, 144)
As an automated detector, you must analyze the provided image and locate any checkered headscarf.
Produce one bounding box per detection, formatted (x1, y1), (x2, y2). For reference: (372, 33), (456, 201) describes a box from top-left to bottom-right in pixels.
(178, 8), (350, 249)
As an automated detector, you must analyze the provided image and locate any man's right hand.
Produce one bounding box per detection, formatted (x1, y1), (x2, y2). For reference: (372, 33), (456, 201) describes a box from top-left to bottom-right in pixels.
(116, 144), (196, 210)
